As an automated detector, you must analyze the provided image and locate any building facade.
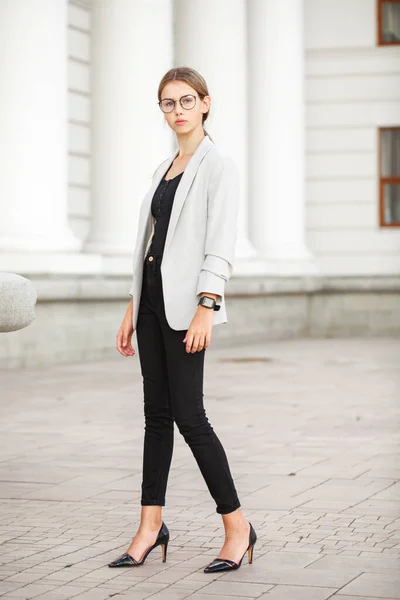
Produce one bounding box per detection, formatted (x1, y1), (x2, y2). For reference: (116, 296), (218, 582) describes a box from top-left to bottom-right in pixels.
(1, 0), (399, 368)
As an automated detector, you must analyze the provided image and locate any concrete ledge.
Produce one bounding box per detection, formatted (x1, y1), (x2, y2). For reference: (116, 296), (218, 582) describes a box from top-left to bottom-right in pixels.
(1, 275), (399, 369)
(20, 274), (400, 301)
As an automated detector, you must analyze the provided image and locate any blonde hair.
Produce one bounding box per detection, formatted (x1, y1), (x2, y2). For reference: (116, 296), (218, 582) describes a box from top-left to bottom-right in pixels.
(158, 67), (214, 142)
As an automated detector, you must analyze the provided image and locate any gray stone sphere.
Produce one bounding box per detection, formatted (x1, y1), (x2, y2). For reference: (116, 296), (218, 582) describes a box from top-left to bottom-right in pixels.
(0, 273), (37, 332)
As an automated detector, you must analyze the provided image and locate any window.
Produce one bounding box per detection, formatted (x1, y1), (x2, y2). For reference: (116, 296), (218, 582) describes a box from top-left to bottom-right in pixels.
(379, 128), (400, 227)
(377, 0), (400, 45)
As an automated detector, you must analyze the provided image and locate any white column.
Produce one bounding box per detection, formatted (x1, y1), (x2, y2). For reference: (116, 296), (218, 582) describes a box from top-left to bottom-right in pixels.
(0, 0), (80, 257)
(175, 0), (261, 274)
(248, 0), (316, 274)
(85, 0), (173, 273)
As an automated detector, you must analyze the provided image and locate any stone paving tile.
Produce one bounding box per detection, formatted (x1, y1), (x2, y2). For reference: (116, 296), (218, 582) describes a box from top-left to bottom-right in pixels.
(335, 571), (400, 598)
(195, 580), (274, 596)
(257, 586), (337, 599)
(0, 580), (34, 596)
(0, 583), (68, 598)
(217, 564), (360, 587)
(173, 579), (213, 593)
(306, 553), (400, 573)
(332, 597), (398, 600)
(183, 595), (236, 600)
(48, 589), (111, 600)
(119, 590), (189, 600)
(22, 584), (89, 599)
(0, 338), (399, 599)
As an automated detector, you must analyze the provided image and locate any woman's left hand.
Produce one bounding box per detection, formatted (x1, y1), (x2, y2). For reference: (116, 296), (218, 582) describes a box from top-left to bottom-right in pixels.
(183, 306), (214, 353)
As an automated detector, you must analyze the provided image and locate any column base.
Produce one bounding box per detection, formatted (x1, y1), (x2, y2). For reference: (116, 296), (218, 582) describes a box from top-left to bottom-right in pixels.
(0, 252), (102, 275)
(101, 255), (135, 276)
(234, 252), (318, 277)
(256, 256), (318, 276)
(84, 240), (134, 255)
(0, 231), (82, 253)
(235, 244), (319, 277)
(235, 233), (259, 260)
(253, 242), (318, 276)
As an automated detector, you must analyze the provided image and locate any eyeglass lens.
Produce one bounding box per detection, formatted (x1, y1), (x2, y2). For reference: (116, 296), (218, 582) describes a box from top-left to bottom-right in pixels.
(159, 95), (196, 112)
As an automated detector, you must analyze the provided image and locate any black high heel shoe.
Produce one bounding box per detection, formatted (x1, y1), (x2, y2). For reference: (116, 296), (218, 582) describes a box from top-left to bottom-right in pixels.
(203, 521), (257, 573)
(108, 521), (169, 567)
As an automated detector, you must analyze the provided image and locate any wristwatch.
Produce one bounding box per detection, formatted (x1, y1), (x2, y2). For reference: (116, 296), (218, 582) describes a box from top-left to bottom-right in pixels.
(198, 295), (220, 310)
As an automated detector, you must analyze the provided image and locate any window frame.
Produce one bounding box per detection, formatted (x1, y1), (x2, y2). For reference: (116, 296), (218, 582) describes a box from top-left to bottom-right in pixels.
(378, 127), (400, 228)
(377, 0), (400, 46)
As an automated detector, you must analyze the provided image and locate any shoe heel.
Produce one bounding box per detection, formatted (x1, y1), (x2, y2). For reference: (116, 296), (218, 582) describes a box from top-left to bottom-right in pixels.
(161, 541), (168, 562)
(248, 522), (257, 565)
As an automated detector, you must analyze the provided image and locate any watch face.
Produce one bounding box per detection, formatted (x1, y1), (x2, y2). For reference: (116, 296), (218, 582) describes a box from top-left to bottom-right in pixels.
(202, 297), (214, 308)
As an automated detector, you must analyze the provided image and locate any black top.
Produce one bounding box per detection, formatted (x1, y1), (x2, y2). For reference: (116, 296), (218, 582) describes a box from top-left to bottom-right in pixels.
(147, 170), (184, 257)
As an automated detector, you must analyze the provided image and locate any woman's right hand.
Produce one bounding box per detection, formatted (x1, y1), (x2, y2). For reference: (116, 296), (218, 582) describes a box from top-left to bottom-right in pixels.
(116, 304), (136, 357)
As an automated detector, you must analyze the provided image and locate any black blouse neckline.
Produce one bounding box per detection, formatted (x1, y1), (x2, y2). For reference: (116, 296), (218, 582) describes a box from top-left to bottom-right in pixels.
(149, 169), (184, 257)
(163, 171), (184, 182)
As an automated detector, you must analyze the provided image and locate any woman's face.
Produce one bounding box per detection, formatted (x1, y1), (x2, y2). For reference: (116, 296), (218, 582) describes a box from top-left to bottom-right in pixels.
(160, 81), (210, 135)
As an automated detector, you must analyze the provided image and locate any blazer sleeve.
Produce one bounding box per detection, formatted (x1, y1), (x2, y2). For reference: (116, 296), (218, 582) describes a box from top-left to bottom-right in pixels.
(196, 155), (240, 304)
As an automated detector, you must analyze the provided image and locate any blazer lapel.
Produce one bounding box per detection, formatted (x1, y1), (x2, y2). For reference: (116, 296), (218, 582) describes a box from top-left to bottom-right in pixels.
(136, 135), (214, 263)
(163, 135), (214, 256)
(134, 156), (173, 261)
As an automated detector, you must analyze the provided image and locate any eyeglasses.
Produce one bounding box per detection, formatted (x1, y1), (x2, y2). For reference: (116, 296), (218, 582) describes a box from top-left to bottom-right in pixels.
(158, 94), (198, 113)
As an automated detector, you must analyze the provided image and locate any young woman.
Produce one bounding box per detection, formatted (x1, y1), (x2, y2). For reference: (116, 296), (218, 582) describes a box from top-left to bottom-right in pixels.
(108, 67), (257, 573)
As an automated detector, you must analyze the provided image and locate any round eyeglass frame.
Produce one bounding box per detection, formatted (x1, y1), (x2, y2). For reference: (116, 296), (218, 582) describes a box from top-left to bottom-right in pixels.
(158, 94), (198, 113)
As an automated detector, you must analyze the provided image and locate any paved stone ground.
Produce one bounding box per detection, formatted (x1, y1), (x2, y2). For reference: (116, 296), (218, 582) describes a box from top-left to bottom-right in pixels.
(0, 337), (400, 600)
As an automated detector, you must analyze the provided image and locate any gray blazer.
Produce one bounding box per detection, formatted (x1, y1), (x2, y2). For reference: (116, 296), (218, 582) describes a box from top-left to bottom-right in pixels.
(129, 134), (240, 331)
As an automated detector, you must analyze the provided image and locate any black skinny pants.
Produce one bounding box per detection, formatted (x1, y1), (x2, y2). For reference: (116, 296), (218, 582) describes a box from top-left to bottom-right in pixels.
(135, 252), (241, 515)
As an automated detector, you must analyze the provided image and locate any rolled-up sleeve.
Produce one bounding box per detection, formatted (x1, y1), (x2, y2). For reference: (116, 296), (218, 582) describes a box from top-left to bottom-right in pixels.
(196, 156), (240, 304)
